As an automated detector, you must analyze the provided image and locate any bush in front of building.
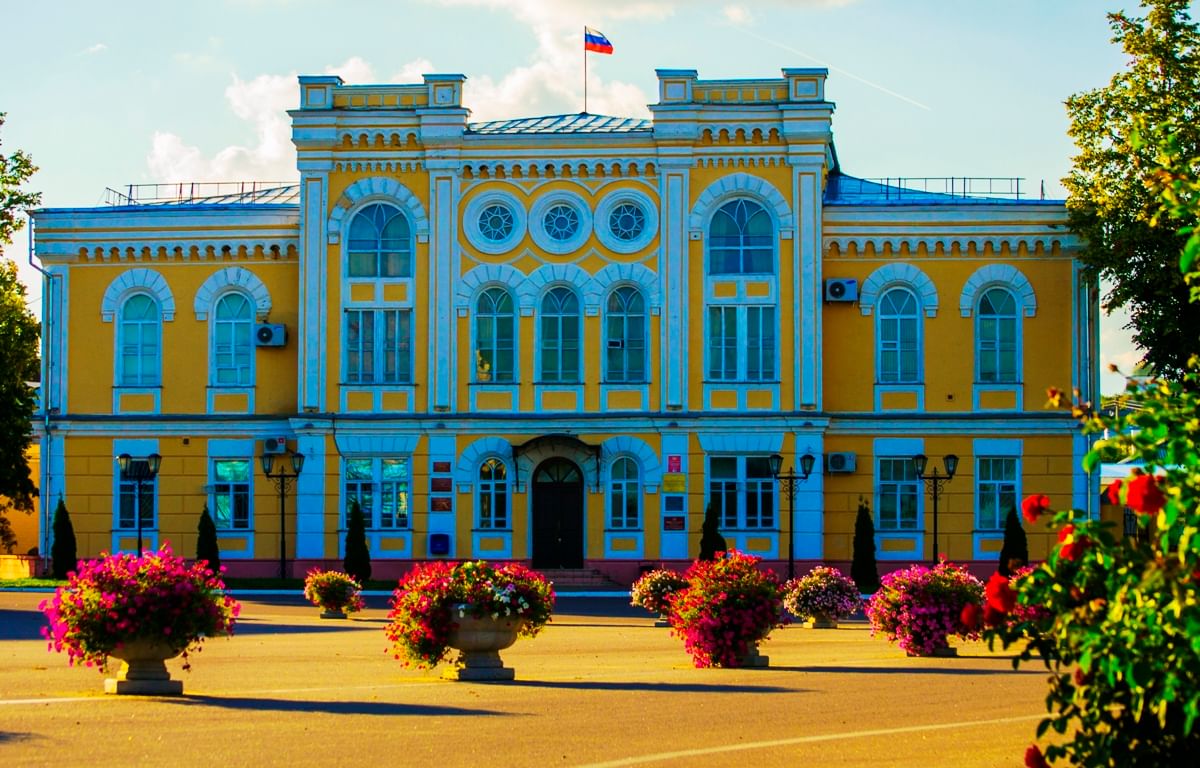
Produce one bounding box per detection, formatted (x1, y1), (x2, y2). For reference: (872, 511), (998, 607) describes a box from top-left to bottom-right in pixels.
(303, 569), (364, 614)
(50, 498), (76, 580)
(783, 565), (862, 623)
(630, 568), (688, 616)
(850, 498), (881, 594)
(342, 499), (371, 584)
(997, 506), (1028, 577)
(196, 504), (221, 574)
(698, 503), (726, 561)
(865, 560), (983, 656)
(667, 550), (789, 667)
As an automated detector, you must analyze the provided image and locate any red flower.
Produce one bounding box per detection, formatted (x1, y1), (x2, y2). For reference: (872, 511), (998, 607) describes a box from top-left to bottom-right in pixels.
(983, 604), (1007, 627)
(1059, 540), (1086, 562)
(1105, 479), (1122, 506)
(1021, 494), (1051, 525)
(985, 572), (1016, 614)
(1125, 474), (1165, 515)
(960, 602), (981, 631)
(1057, 524), (1074, 543)
(1025, 744), (1050, 768)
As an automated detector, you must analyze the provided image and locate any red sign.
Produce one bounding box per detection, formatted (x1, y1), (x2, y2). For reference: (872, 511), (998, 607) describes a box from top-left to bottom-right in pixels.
(663, 516), (686, 531)
(430, 497), (453, 512)
(667, 454), (681, 473)
(430, 477), (453, 492)
(432, 461), (452, 473)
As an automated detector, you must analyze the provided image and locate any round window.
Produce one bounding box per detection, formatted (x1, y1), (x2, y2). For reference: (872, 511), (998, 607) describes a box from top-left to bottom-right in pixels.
(609, 203), (646, 242)
(478, 204), (514, 242)
(543, 204), (580, 241)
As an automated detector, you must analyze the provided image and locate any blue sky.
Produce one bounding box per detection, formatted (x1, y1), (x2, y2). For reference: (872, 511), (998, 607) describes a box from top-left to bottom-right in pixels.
(0, 0), (1167, 392)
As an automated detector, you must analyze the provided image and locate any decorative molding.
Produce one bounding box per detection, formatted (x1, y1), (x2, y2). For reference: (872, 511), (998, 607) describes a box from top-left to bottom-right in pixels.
(688, 172), (793, 231)
(525, 263), (596, 311)
(461, 188), (528, 255)
(529, 189), (593, 255)
(327, 177), (429, 245)
(333, 433), (421, 455)
(455, 264), (527, 310)
(959, 263), (1037, 318)
(333, 160), (424, 174)
(593, 188), (659, 253)
(859, 262), (939, 318)
(461, 159), (656, 181)
(336, 130), (421, 149)
(194, 267), (273, 321)
(696, 432), (785, 453)
(822, 236), (1071, 256)
(591, 262), (662, 311)
(71, 241), (296, 263)
(454, 437), (513, 485)
(100, 268), (175, 322)
(600, 436), (662, 486)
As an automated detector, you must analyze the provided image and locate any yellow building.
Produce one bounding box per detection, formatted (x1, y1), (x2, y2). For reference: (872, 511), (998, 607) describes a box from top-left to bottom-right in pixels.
(29, 68), (1098, 582)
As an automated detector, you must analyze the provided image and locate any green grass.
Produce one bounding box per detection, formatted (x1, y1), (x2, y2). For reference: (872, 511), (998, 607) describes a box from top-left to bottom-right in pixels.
(0, 576), (398, 591)
(0, 577), (64, 589)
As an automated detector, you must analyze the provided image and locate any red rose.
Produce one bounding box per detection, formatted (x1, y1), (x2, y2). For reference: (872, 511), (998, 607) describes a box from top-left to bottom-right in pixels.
(1105, 479), (1122, 506)
(983, 604), (1007, 627)
(985, 572), (1016, 614)
(1025, 744), (1050, 768)
(1057, 524), (1074, 543)
(1060, 539), (1087, 562)
(1125, 474), (1165, 515)
(960, 602), (981, 631)
(1022, 494), (1051, 525)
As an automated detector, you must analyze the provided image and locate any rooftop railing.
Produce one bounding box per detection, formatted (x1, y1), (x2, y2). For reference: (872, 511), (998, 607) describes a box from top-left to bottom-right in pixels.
(838, 176), (1031, 200)
(103, 181), (299, 206)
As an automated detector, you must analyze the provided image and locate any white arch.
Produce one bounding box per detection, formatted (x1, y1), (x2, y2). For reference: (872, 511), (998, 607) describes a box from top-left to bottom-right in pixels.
(455, 264), (527, 310)
(101, 268), (175, 322)
(600, 436), (662, 487)
(859, 263), (939, 318)
(193, 267), (273, 321)
(327, 177), (429, 244)
(688, 172), (793, 231)
(524, 263), (596, 311)
(591, 263), (661, 310)
(455, 437), (514, 486)
(959, 264), (1037, 318)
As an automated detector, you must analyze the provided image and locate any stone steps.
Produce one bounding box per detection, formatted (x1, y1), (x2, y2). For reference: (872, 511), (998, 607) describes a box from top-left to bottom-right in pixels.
(538, 568), (628, 592)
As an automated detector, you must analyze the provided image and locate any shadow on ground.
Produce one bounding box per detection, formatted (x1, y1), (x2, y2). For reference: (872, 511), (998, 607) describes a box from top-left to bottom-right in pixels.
(507, 679), (800, 694)
(773, 664), (1044, 676)
(167, 695), (508, 717)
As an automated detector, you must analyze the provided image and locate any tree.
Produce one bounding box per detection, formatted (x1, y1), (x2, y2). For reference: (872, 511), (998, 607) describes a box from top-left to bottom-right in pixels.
(997, 506), (1028, 577)
(196, 504), (221, 574)
(850, 498), (880, 594)
(698, 502), (726, 561)
(342, 499), (371, 584)
(50, 498), (76, 580)
(0, 113), (42, 547)
(1064, 0), (1200, 378)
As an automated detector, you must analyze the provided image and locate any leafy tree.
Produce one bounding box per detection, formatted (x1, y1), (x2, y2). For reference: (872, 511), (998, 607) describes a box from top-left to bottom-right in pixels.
(850, 498), (880, 594)
(342, 499), (371, 584)
(196, 504), (221, 573)
(50, 498), (76, 580)
(698, 502), (726, 561)
(0, 113), (42, 546)
(1064, 0), (1200, 378)
(997, 506), (1028, 577)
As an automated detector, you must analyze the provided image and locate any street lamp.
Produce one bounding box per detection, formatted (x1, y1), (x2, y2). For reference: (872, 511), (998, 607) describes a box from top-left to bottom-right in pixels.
(913, 453), (958, 562)
(260, 450), (305, 579)
(768, 452), (817, 580)
(116, 452), (162, 554)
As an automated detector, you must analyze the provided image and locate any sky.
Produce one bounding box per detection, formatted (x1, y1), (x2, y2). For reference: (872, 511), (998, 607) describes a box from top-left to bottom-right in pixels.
(0, 0), (1169, 394)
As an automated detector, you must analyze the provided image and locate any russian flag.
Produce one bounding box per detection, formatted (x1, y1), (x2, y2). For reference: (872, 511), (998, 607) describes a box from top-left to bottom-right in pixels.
(584, 27), (613, 54)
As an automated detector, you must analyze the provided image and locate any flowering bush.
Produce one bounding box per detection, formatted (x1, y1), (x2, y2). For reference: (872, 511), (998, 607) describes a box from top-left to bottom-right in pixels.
(303, 569), (365, 614)
(865, 560), (983, 656)
(630, 568), (688, 616)
(39, 543), (239, 671)
(783, 565), (862, 622)
(384, 560), (555, 668)
(667, 550), (789, 668)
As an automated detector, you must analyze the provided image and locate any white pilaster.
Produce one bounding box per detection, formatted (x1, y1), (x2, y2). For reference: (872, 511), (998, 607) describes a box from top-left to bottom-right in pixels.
(299, 174), (328, 411)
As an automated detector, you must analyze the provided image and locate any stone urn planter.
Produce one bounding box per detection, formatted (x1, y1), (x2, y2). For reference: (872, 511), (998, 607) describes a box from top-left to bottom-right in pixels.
(442, 610), (525, 681)
(810, 613), (838, 629)
(104, 638), (184, 695)
(738, 643), (770, 668)
(319, 608), (348, 620)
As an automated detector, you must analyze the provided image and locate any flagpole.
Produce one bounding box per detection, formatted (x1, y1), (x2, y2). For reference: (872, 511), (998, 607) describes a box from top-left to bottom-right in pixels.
(583, 26), (588, 114)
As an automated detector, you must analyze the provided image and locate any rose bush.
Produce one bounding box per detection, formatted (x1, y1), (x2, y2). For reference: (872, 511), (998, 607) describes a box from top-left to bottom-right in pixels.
(39, 544), (239, 671)
(865, 560), (983, 656)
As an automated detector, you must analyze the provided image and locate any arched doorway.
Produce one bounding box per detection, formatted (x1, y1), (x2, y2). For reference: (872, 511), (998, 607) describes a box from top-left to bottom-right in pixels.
(531, 457), (584, 569)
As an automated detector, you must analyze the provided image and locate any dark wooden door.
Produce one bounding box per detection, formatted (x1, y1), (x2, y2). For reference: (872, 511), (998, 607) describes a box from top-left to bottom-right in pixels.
(531, 458), (584, 569)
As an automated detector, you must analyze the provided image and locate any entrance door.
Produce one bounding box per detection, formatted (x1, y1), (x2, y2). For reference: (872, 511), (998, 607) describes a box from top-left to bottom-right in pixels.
(531, 458), (584, 569)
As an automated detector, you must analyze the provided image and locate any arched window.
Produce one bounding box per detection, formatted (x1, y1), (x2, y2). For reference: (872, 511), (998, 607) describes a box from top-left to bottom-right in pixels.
(977, 287), (1018, 383)
(118, 294), (161, 386)
(478, 458), (509, 529)
(708, 199), (773, 274)
(605, 287), (646, 383)
(608, 457), (640, 529)
(347, 203), (412, 278)
(211, 293), (253, 386)
(475, 287), (515, 382)
(540, 287), (580, 383)
(877, 287), (920, 383)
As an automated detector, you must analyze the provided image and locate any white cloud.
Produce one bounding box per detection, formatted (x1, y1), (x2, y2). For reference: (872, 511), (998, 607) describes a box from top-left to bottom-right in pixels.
(723, 5), (753, 25)
(80, 43), (107, 56)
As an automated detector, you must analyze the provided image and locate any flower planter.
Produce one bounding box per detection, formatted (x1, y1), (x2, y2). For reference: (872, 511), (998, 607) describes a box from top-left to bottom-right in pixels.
(809, 613), (838, 629)
(738, 644), (769, 668)
(907, 644), (958, 658)
(319, 608), (348, 619)
(104, 638), (184, 695)
(653, 613), (671, 628)
(442, 610), (524, 681)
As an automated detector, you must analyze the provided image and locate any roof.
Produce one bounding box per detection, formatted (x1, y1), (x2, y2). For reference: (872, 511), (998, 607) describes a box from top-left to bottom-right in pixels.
(824, 173), (1060, 206)
(467, 113), (652, 135)
(100, 183), (300, 208)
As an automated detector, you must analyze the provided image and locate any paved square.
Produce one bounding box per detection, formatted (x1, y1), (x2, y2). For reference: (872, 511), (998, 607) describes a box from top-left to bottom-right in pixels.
(1, 592), (1049, 767)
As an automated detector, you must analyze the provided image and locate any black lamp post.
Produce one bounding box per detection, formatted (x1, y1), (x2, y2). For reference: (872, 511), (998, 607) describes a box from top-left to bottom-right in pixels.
(260, 450), (305, 579)
(768, 452), (817, 580)
(913, 453), (958, 562)
(116, 452), (162, 555)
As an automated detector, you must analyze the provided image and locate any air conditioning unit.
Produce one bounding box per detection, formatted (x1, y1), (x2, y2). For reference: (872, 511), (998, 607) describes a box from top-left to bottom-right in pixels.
(255, 323), (287, 347)
(824, 278), (859, 303)
(607, 340), (624, 349)
(262, 436), (288, 455)
(826, 451), (857, 474)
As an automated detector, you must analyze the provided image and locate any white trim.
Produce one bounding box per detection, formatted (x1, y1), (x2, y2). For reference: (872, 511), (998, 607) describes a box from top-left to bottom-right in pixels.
(530, 189), (593, 254)
(455, 437), (513, 488)
(688, 172), (793, 232)
(859, 263), (939, 318)
(972, 438), (1022, 457)
(194, 267), (273, 321)
(592, 263), (661, 311)
(697, 432), (784, 453)
(327, 177), (429, 244)
(600, 435), (663, 490)
(959, 263), (1037, 318)
(462, 188), (527, 254)
(101, 268), (175, 322)
(455, 264), (526, 312)
(594, 188), (659, 253)
(334, 433), (421, 456)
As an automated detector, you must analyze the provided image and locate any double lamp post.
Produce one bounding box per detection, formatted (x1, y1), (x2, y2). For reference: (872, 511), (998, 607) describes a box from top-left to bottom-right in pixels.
(116, 452), (162, 555)
(769, 452), (816, 580)
(261, 450), (304, 579)
(914, 453), (958, 561)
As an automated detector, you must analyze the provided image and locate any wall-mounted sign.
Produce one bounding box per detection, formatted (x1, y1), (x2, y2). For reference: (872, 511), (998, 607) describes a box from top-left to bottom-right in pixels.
(430, 477), (453, 492)
(430, 497), (453, 512)
(663, 516), (686, 531)
(662, 473), (686, 493)
(432, 461), (452, 473)
(667, 454), (682, 473)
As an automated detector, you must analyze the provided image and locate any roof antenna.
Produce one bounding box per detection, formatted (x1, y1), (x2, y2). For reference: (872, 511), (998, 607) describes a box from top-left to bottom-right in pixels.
(1040, 180), (1045, 200)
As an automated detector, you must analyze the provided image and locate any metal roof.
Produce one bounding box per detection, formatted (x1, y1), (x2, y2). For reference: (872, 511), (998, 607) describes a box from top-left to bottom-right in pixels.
(467, 113), (652, 135)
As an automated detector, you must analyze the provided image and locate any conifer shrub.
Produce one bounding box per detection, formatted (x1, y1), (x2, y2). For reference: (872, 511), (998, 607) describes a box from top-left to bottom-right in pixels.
(342, 499), (371, 584)
(698, 503), (727, 561)
(50, 498), (76, 580)
(850, 498), (880, 594)
(196, 504), (221, 574)
(997, 506), (1028, 577)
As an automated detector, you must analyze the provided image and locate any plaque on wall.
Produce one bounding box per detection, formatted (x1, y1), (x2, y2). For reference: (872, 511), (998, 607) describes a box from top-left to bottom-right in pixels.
(432, 461), (452, 473)
(663, 516), (686, 531)
(430, 477), (453, 492)
(430, 497), (453, 512)
(661, 473), (686, 493)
